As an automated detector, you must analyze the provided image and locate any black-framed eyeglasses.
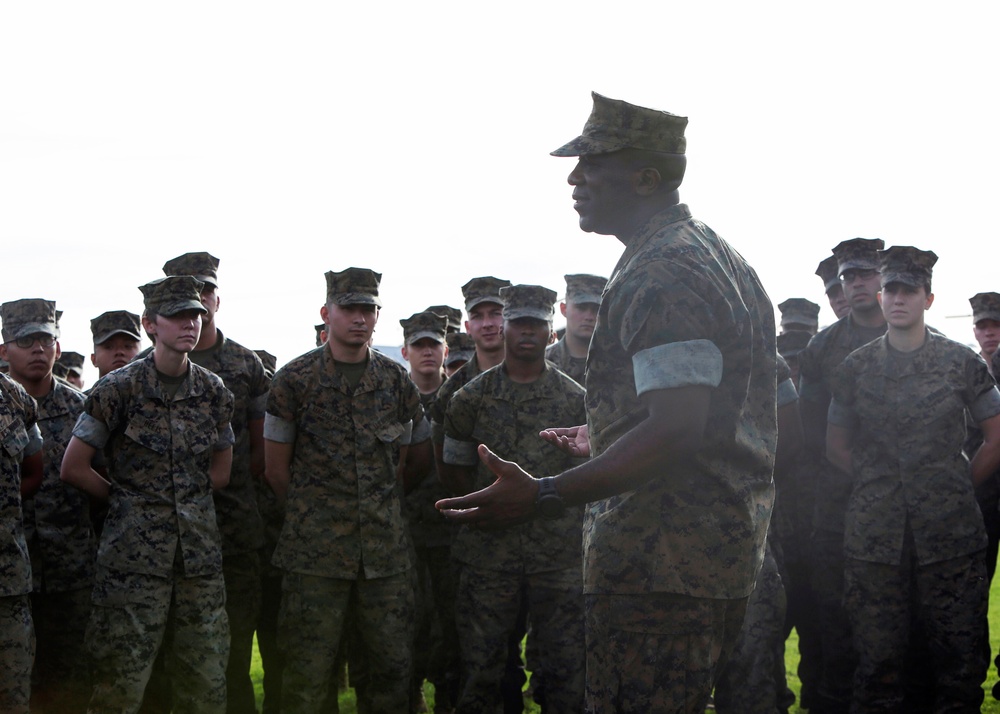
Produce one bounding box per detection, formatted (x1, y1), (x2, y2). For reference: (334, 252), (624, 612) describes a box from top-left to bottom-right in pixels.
(8, 334), (56, 349)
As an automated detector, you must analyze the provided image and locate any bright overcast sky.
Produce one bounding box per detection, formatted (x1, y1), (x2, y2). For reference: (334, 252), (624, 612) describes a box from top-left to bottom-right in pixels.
(2, 2), (998, 384)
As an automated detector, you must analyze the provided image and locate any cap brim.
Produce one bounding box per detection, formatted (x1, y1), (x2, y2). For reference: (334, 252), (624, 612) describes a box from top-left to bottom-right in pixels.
(503, 308), (554, 321)
(880, 273), (924, 289)
(838, 259), (879, 276)
(567, 293), (603, 306)
(9, 323), (59, 341)
(465, 296), (503, 312)
(331, 294), (382, 308)
(95, 328), (142, 345)
(550, 135), (623, 157)
(158, 300), (209, 317)
(445, 350), (474, 365)
(405, 330), (445, 346)
(974, 312), (1000, 325)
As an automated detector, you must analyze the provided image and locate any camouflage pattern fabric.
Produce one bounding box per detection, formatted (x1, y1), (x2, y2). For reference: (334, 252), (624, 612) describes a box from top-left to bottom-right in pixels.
(544, 339), (586, 385)
(456, 566), (585, 714)
(829, 330), (998, 565)
(87, 565), (230, 714)
(277, 571), (414, 714)
(444, 363), (587, 713)
(845, 543), (988, 713)
(584, 591), (747, 713)
(266, 345), (421, 579)
(444, 363), (587, 574)
(714, 540), (787, 714)
(0, 594), (34, 714)
(74, 353), (235, 578)
(428, 352), (481, 449)
(405, 391), (452, 549)
(582, 203), (776, 599)
(0, 373), (39, 714)
(187, 330), (269, 714)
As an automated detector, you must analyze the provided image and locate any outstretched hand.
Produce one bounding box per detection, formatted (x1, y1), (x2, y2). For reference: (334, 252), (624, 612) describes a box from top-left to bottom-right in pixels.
(539, 424), (590, 458)
(435, 444), (538, 529)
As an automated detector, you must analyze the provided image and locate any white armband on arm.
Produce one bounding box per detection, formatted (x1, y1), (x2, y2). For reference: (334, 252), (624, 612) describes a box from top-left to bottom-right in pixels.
(399, 420), (414, 446)
(24, 423), (43, 457)
(214, 423), (236, 451)
(410, 417), (431, 445)
(632, 339), (723, 395)
(443, 436), (478, 466)
(971, 387), (1000, 424)
(777, 378), (799, 408)
(263, 413), (296, 443)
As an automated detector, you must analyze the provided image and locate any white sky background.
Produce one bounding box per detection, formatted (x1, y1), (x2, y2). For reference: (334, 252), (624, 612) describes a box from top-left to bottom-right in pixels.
(2, 2), (999, 385)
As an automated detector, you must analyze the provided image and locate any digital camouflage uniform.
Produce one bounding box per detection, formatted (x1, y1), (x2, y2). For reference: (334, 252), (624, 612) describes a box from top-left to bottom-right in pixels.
(714, 359), (796, 714)
(187, 331), (269, 714)
(576, 203), (776, 713)
(543, 339), (585, 385)
(829, 323), (1000, 713)
(0, 373), (42, 714)
(545, 273), (606, 386)
(265, 343), (422, 714)
(444, 359), (587, 714)
(27, 377), (93, 713)
(797, 267), (886, 714)
(73, 276), (235, 714)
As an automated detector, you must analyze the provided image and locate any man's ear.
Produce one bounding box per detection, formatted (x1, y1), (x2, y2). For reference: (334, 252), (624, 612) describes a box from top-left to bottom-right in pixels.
(633, 167), (662, 197)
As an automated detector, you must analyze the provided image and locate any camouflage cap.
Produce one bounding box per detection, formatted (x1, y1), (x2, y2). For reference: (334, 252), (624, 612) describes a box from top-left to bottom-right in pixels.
(832, 238), (885, 276)
(776, 330), (812, 359)
(971, 293), (1000, 325)
(462, 276), (511, 312)
(400, 311), (448, 346)
(1, 299), (59, 343)
(56, 351), (85, 377)
(500, 285), (557, 322)
(91, 310), (142, 345)
(162, 251), (220, 288)
(445, 332), (475, 366)
(139, 276), (208, 317)
(564, 274), (607, 305)
(777, 298), (820, 329)
(425, 305), (463, 333)
(325, 267), (382, 307)
(314, 323), (326, 346)
(551, 92), (688, 157)
(815, 255), (841, 294)
(878, 246), (937, 288)
(254, 349), (277, 375)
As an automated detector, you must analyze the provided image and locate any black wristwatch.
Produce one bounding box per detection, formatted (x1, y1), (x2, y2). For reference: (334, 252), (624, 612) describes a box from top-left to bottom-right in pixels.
(535, 477), (566, 520)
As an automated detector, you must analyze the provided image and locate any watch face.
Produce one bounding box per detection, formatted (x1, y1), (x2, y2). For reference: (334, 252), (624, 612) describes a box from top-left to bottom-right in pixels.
(537, 495), (565, 520)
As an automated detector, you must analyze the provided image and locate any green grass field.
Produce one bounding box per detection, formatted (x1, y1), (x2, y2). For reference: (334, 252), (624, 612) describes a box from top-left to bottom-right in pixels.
(246, 574), (1000, 713)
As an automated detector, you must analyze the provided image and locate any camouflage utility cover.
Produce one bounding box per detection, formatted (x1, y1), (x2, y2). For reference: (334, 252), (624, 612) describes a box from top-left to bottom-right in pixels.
(1, 298), (58, 342)
(162, 251), (220, 288)
(551, 92), (688, 156)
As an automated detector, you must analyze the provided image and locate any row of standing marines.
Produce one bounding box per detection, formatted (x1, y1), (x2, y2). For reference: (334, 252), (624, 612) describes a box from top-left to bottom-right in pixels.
(1, 92), (999, 714)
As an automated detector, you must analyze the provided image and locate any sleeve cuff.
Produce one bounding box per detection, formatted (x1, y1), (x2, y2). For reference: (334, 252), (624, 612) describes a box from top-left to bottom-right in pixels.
(410, 417), (431, 445)
(632, 339), (723, 395)
(777, 378), (799, 408)
(443, 436), (479, 466)
(72, 412), (110, 450)
(264, 413), (296, 443)
(24, 423), (43, 457)
(826, 399), (858, 429)
(399, 420), (414, 446)
(971, 387), (1000, 424)
(214, 423), (236, 451)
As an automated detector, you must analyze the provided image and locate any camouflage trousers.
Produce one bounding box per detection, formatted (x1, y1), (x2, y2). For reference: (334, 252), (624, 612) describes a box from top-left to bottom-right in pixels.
(845, 548), (988, 713)
(222, 551), (262, 714)
(456, 565), (585, 714)
(584, 591), (747, 714)
(31, 587), (92, 714)
(277, 569), (415, 714)
(811, 528), (855, 714)
(0, 593), (34, 714)
(714, 544), (787, 714)
(87, 567), (230, 714)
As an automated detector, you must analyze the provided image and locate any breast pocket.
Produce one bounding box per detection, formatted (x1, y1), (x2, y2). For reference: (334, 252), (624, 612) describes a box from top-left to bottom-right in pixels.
(124, 413), (169, 455)
(184, 418), (219, 455)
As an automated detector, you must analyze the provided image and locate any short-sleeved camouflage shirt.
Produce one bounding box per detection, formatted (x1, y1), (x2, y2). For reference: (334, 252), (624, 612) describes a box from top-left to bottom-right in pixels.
(73, 354), (235, 578)
(829, 330), (1000, 565)
(444, 363), (586, 574)
(582, 204), (777, 599)
(0, 373), (41, 598)
(23, 378), (93, 593)
(189, 330), (270, 555)
(266, 346), (422, 580)
(545, 339), (586, 385)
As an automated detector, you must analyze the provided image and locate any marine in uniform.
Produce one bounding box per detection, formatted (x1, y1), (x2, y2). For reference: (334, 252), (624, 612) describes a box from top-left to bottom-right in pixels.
(438, 92), (777, 713)
(827, 247), (1000, 712)
(442, 285), (586, 714)
(163, 252), (270, 714)
(89, 310), (143, 379)
(777, 297), (820, 336)
(816, 254), (851, 321)
(61, 275), (235, 714)
(444, 332), (475, 378)
(0, 373), (43, 714)
(54, 351), (86, 390)
(0, 299), (93, 712)
(264, 267), (424, 713)
(545, 273), (606, 384)
(797, 237), (887, 714)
